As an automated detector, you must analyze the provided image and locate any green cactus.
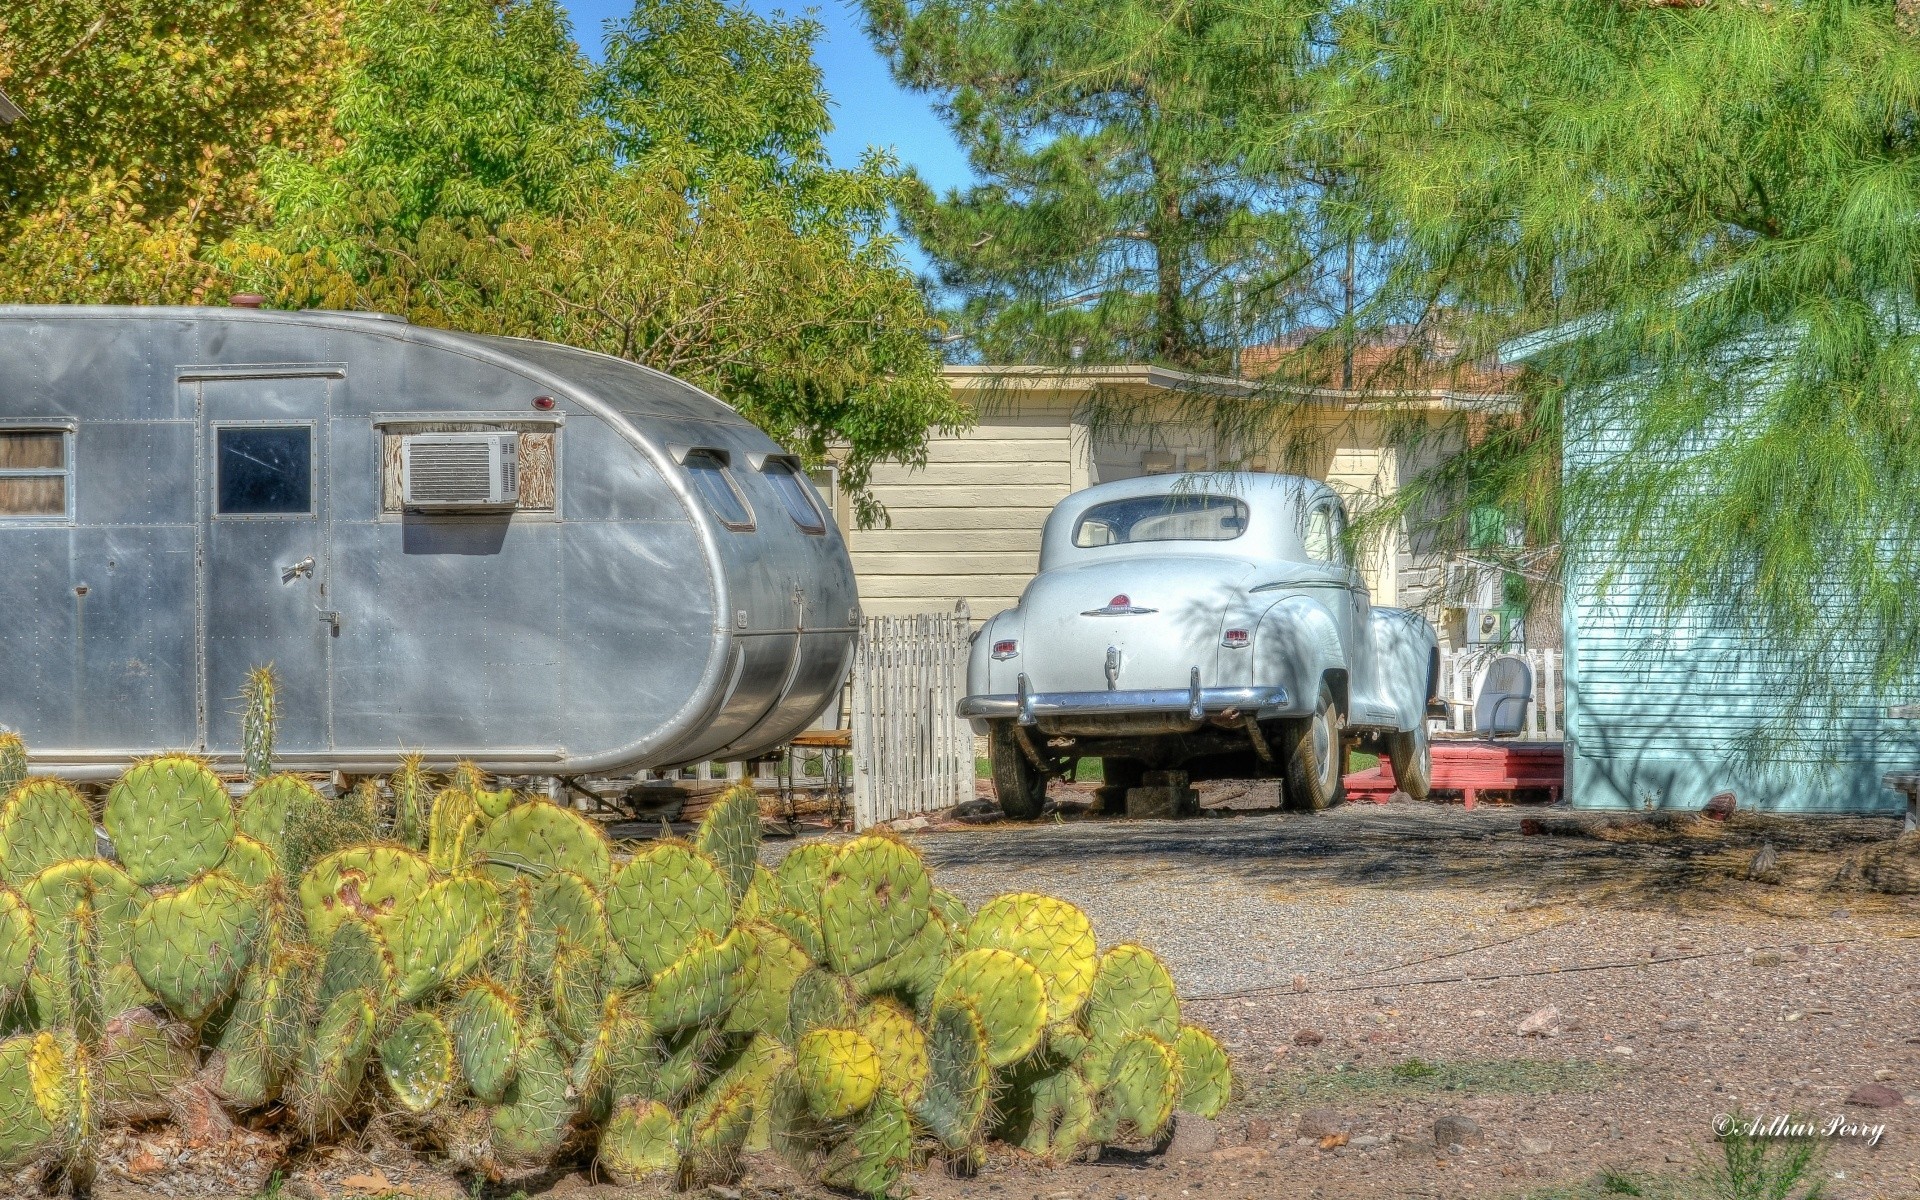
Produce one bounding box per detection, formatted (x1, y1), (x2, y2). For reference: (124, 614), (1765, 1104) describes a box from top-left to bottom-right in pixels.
(605, 841), (734, 980)
(599, 1096), (679, 1183)
(819, 1090), (913, 1199)
(765, 908), (826, 964)
(1018, 1067), (1096, 1161)
(390, 754), (431, 850)
(450, 978), (523, 1104)
(30, 1029), (97, 1195)
(858, 997), (929, 1106)
(489, 1033), (574, 1165)
(0, 1032), (57, 1166)
(785, 967), (859, 1042)
(679, 1072), (755, 1187)
(851, 908), (950, 1001)
(0, 731), (27, 794)
(451, 761), (516, 821)
(710, 1035), (791, 1154)
(646, 929), (746, 1032)
(426, 787), (485, 873)
(1079, 944), (1180, 1087)
(22, 860), (150, 1028)
(913, 999), (992, 1163)
(241, 664), (277, 782)
(772, 840), (835, 914)
(820, 834), (932, 975)
(0, 780), (96, 888)
(932, 947), (1048, 1068)
(298, 844), (432, 947)
(930, 887), (970, 933)
(693, 783), (762, 902)
(289, 987), (377, 1138)
(375, 1009), (453, 1114)
(794, 1026), (881, 1120)
(735, 864), (782, 922)
(234, 773), (318, 869)
(655, 1024), (727, 1106)
(1095, 1031), (1179, 1142)
(103, 756), (233, 887)
(211, 946), (313, 1107)
(528, 870), (607, 1036)
(217, 834), (277, 889)
(965, 893), (1098, 1025)
(388, 871), (500, 1004)
(473, 799), (612, 886)
(0, 884), (36, 1010)
(571, 990), (656, 1117)
(99, 1008), (197, 1117)
(723, 921), (812, 1038)
(1172, 1024), (1231, 1118)
(129, 870), (261, 1025)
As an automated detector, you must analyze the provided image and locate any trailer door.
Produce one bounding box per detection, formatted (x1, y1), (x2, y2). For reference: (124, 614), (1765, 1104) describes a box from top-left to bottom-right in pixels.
(194, 369), (340, 756)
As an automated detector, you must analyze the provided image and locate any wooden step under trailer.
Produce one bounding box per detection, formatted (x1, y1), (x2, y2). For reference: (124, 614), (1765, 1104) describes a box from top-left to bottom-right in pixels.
(1345, 740), (1566, 808)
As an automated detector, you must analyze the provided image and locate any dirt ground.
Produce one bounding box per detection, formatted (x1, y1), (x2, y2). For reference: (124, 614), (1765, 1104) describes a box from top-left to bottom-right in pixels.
(90, 789), (1920, 1200)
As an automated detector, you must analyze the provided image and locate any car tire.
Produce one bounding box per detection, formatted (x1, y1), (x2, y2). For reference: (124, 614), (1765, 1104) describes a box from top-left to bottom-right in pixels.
(1386, 719), (1433, 800)
(1284, 682), (1346, 812)
(988, 722), (1048, 820)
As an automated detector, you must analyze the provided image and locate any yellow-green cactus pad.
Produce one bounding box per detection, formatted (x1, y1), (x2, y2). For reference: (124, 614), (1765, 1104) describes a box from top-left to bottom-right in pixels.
(22, 859), (149, 1023)
(679, 1073), (755, 1185)
(314, 915), (395, 1015)
(0, 1033), (56, 1166)
(299, 844), (432, 946)
(100, 1008), (197, 1116)
(451, 978), (523, 1104)
(570, 990), (655, 1119)
(657, 1025), (726, 1108)
(218, 834), (277, 889)
(1080, 943), (1181, 1085)
(103, 755), (233, 886)
(930, 887), (971, 933)
(1100, 1031), (1180, 1141)
(694, 784), (762, 901)
(0, 885), (35, 1006)
(794, 1026), (882, 1120)
(472, 784), (517, 821)
(599, 1097), (680, 1183)
(1172, 1024), (1231, 1117)
(378, 1010), (454, 1114)
(646, 928), (747, 1032)
(914, 999), (992, 1154)
(851, 908), (950, 1000)
(605, 841), (734, 980)
(130, 870), (262, 1024)
(820, 1090), (913, 1198)
(932, 947), (1048, 1067)
(772, 841), (835, 914)
(391, 756), (431, 851)
(785, 967), (860, 1042)
(820, 834), (932, 975)
(289, 987), (377, 1138)
(427, 788), (485, 873)
(858, 998), (930, 1106)
(389, 871), (501, 1004)
(0, 780), (96, 887)
(235, 774), (319, 866)
(724, 921), (813, 1037)
(489, 1033), (574, 1165)
(212, 948), (312, 1107)
(736, 864), (782, 922)
(1024, 1067), (1096, 1161)
(473, 800), (612, 887)
(965, 893), (1097, 1025)
(0, 732), (24, 793)
(765, 908), (825, 963)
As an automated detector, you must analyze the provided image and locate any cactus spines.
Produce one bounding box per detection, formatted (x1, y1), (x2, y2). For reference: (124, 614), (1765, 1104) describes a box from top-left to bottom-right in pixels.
(851, 908), (950, 1001)
(289, 987), (377, 1138)
(0, 885), (36, 1008)
(240, 664), (277, 781)
(965, 893), (1097, 1025)
(529, 868), (606, 972)
(315, 915), (396, 1019)
(599, 1097), (680, 1184)
(0, 780), (96, 888)
(794, 1026), (881, 1120)
(211, 947), (312, 1107)
(376, 1010), (453, 1114)
(298, 844), (432, 947)
(785, 967), (859, 1042)
(606, 841), (734, 980)
(646, 929), (746, 1032)
(391, 754), (430, 850)
(932, 947), (1048, 1068)
(929, 887), (970, 932)
(450, 979), (523, 1104)
(130, 870), (262, 1024)
(426, 786), (484, 873)
(570, 990), (655, 1119)
(0, 731), (27, 794)
(820, 834), (931, 975)
(858, 998), (929, 1106)
(98, 1008), (197, 1118)
(736, 864), (782, 922)
(22, 860), (149, 1026)
(771, 840), (835, 914)
(235, 773), (319, 869)
(103, 756), (233, 887)
(473, 799), (612, 886)
(765, 908), (825, 964)
(388, 871), (501, 1004)
(679, 1069), (755, 1186)
(218, 834), (277, 889)
(1079, 943), (1180, 1086)
(820, 1090), (913, 1199)
(723, 921), (811, 1037)
(0, 1033), (57, 1166)
(693, 784), (762, 902)
(654, 1023), (726, 1107)
(1097, 1031), (1180, 1141)
(1172, 1024), (1231, 1117)
(1018, 1067), (1096, 1161)
(914, 1000), (992, 1160)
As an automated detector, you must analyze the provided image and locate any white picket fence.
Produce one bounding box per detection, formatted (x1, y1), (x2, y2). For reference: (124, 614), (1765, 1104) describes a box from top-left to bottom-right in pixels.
(1435, 646), (1563, 739)
(849, 605), (976, 829)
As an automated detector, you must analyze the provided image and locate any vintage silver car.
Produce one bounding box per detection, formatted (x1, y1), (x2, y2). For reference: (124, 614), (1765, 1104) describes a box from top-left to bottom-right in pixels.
(960, 473), (1441, 817)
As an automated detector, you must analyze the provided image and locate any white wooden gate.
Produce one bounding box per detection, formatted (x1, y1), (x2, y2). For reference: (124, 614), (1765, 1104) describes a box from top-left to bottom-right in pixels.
(850, 605), (975, 829)
(1436, 647), (1563, 739)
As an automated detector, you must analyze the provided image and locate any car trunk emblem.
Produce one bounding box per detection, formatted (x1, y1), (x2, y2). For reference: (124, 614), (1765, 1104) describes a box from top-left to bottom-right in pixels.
(1083, 593), (1158, 616)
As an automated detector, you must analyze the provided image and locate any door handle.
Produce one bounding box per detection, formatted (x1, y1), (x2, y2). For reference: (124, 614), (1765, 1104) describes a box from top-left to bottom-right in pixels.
(281, 557), (315, 583)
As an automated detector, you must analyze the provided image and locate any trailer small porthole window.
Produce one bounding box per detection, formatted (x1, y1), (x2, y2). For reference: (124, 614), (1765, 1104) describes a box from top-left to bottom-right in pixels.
(217, 426), (312, 515)
(683, 450), (754, 531)
(762, 458), (826, 533)
(0, 430), (69, 517)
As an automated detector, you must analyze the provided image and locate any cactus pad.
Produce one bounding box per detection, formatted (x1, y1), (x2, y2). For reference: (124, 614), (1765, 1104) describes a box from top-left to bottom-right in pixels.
(103, 755), (233, 886)
(679, 1070), (755, 1184)
(932, 947), (1048, 1067)
(794, 1026), (881, 1119)
(765, 908), (825, 963)
(786, 967), (859, 1042)
(22, 859), (148, 1023)
(914, 999), (992, 1154)
(218, 834), (277, 889)
(0, 886), (35, 1007)
(724, 921), (812, 1037)
(772, 841), (835, 914)
(299, 844), (433, 947)
(1019, 1067), (1095, 1161)
(0, 1033), (56, 1166)
(529, 869), (607, 973)
(0, 732), (26, 793)
(693, 784), (762, 902)
(376, 1010), (453, 1113)
(451, 979), (523, 1104)
(1172, 1024), (1231, 1117)
(389, 871), (500, 1004)
(391, 755), (430, 850)
(0, 780), (96, 887)
(606, 841), (734, 980)
(599, 1097), (680, 1183)
(427, 787), (485, 873)
(965, 893), (1097, 1025)
(212, 948), (312, 1107)
(820, 1090), (913, 1198)
(473, 800), (612, 886)
(858, 998), (929, 1106)
(131, 870), (262, 1024)
(1099, 1031), (1180, 1140)
(851, 908), (950, 1000)
(820, 834), (932, 975)
(315, 915), (396, 1017)
(100, 1008), (198, 1116)
(736, 865), (782, 922)
(647, 928), (747, 1032)
(236, 774), (318, 867)
(1080, 943), (1181, 1085)
(289, 988), (377, 1138)
(487, 1033), (573, 1163)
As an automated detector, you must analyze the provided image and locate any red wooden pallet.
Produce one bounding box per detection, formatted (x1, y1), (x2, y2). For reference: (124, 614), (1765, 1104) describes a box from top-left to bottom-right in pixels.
(1345, 740), (1565, 808)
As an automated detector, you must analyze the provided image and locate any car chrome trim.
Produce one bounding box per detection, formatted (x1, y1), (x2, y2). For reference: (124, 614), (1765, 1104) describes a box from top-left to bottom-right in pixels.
(959, 684), (1291, 721)
(1081, 602), (1159, 615)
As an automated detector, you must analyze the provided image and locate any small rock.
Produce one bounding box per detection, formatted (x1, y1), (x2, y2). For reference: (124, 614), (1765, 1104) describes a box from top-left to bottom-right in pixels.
(1293, 1028), (1325, 1046)
(889, 815), (931, 832)
(1846, 1083), (1905, 1108)
(1292, 974), (1308, 993)
(1608, 1045), (1635, 1056)
(1433, 1114), (1483, 1147)
(1372, 992), (1399, 1007)
(1298, 1108), (1347, 1138)
(1348, 1135), (1383, 1149)
(1703, 791), (1737, 820)
(1660, 1018), (1702, 1033)
(1517, 1005), (1561, 1036)
(1245, 1117), (1273, 1143)
(1748, 840), (1780, 882)
(705, 1187), (742, 1200)
(1164, 1111), (1219, 1158)
(1518, 1136), (1553, 1156)
(1874, 1069), (1897, 1082)
(1751, 950), (1783, 967)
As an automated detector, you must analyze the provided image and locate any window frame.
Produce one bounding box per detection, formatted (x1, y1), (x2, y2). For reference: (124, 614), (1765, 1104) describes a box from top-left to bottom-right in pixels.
(0, 423), (75, 523)
(1070, 492), (1251, 548)
(212, 420), (318, 520)
(681, 448), (756, 532)
(760, 456), (827, 534)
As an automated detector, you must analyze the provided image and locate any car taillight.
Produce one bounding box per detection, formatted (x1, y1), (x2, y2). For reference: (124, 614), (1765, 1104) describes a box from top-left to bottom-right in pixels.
(991, 639), (1019, 660)
(1221, 629), (1250, 649)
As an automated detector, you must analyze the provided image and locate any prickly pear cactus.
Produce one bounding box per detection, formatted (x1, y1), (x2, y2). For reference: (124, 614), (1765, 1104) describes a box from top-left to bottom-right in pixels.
(212, 946), (312, 1107)
(771, 840), (834, 914)
(219, 834), (277, 889)
(489, 1033), (576, 1165)
(427, 787), (485, 873)
(850, 908), (950, 1001)
(693, 784), (762, 902)
(391, 755), (431, 851)
(529, 869), (606, 975)
(820, 1090), (913, 1198)
(473, 799), (612, 887)
(289, 987), (377, 1138)
(1172, 1024), (1231, 1117)
(820, 834), (931, 975)
(0, 780), (97, 888)
(599, 1096), (679, 1184)
(606, 841), (734, 980)
(22, 860), (151, 1026)
(388, 872), (501, 1004)
(0, 732), (27, 794)
(646, 929), (746, 1032)
(0, 886), (35, 1010)
(103, 755), (234, 886)
(965, 893), (1098, 1025)
(932, 947), (1048, 1067)
(914, 999), (992, 1162)
(1096, 1031), (1180, 1142)
(794, 1026), (881, 1120)
(299, 844), (432, 946)
(130, 870), (262, 1024)
(99, 1007), (197, 1115)
(1018, 1067), (1096, 1161)
(0, 1031), (57, 1166)
(451, 979), (524, 1104)
(1079, 943), (1181, 1086)
(315, 915), (396, 1015)
(785, 968), (859, 1042)
(241, 665), (277, 782)
(236, 773), (320, 869)
(857, 998), (929, 1106)
(376, 1010), (453, 1113)
(724, 921), (812, 1038)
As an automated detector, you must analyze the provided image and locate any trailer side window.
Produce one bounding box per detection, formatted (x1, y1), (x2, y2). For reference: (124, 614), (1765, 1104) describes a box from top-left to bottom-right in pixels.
(0, 430), (69, 517)
(218, 426), (312, 515)
(683, 450), (754, 531)
(762, 458), (826, 533)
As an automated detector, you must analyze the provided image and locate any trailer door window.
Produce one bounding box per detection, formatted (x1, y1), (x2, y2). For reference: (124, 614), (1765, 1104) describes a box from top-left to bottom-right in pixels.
(683, 450), (754, 530)
(762, 458), (826, 533)
(0, 430), (68, 517)
(217, 426), (313, 515)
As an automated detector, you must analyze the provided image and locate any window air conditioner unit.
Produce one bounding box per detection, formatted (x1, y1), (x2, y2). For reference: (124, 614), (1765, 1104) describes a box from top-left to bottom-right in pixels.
(402, 433), (519, 509)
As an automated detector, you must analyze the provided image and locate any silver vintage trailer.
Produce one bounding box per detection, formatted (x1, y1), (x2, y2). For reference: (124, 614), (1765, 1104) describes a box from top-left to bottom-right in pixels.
(0, 305), (858, 780)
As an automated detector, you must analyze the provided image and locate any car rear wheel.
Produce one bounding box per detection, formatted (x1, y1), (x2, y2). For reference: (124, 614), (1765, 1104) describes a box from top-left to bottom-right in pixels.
(1386, 719), (1433, 800)
(988, 722), (1049, 820)
(1284, 682), (1346, 812)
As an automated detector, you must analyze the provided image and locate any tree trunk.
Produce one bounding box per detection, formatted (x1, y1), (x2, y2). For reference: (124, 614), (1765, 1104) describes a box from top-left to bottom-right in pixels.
(1149, 166), (1189, 366)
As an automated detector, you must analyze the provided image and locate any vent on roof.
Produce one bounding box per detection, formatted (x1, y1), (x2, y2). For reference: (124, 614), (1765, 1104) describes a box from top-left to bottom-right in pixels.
(402, 433), (519, 509)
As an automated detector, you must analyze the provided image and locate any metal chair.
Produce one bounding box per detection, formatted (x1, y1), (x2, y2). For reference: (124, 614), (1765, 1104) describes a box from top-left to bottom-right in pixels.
(1473, 654), (1535, 739)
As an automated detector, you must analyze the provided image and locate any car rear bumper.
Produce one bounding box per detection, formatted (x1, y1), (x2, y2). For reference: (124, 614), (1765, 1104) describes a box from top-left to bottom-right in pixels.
(958, 681), (1292, 725)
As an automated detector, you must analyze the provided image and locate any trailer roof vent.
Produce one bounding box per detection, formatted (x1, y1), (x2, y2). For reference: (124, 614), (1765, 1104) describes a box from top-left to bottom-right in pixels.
(402, 432), (519, 510)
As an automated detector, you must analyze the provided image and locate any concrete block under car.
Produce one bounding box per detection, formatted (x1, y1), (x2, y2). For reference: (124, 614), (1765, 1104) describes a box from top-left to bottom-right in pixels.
(1127, 770), (1198, 817)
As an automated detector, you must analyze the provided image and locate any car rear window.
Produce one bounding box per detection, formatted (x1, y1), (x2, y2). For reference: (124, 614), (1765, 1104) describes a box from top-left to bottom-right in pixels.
(1072, 493), (1249, 547)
